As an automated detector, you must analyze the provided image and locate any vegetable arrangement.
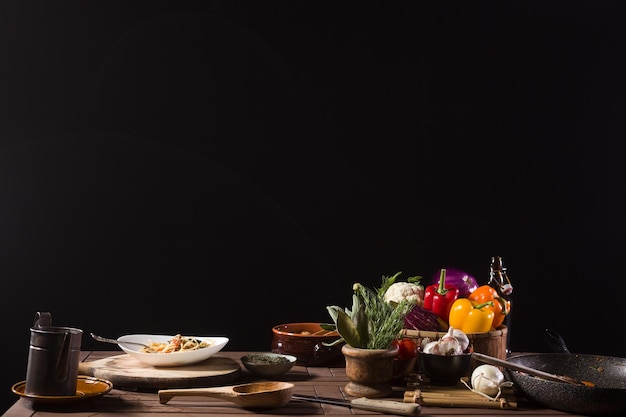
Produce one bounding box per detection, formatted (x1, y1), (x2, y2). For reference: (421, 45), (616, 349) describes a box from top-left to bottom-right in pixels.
(392, 264), (512, 334)
(322, 262), (513, 366)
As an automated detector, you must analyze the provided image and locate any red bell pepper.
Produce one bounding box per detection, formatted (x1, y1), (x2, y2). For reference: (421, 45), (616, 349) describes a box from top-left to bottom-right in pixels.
(423, 268), (460, 323)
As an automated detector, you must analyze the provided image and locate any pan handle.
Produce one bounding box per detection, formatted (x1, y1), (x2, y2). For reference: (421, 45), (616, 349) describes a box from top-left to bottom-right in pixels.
(545, 329), (571, 353)
(471, 352), (580, 385)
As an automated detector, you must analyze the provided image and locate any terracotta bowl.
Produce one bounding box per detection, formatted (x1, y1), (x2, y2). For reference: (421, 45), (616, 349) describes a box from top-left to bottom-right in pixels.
(417, 350), (472, 385)
(271, 322), (345, 367)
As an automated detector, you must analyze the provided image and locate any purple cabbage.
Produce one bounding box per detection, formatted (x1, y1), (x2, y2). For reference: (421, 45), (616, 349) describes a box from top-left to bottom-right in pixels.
(404, 306), (447, 332)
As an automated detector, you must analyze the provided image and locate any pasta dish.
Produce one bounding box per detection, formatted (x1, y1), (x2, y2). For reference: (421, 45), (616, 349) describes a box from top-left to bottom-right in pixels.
(141, 334), (213, 353)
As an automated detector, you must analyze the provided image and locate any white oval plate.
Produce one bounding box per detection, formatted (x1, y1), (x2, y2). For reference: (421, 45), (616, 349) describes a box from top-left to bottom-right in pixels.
(117, 334), (229, 367)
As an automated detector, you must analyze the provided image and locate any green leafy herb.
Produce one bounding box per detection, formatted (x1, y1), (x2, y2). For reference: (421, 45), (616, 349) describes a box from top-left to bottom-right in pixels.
(325, 274), (415, 350)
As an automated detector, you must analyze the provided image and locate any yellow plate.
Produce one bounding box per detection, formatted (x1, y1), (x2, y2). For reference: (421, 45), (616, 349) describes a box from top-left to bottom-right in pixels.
(11, 375), (113, 405)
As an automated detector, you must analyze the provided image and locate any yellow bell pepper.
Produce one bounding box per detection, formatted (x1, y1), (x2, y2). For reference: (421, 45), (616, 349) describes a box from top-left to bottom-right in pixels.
(448, 298), (495, 333)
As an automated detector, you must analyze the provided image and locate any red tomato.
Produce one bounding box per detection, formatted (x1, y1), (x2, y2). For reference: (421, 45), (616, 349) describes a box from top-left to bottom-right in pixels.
(393, 338), (417, 360)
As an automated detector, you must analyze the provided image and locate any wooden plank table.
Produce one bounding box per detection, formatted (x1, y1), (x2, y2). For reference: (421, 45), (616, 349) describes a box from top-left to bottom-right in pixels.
(3, 351), (588, 417)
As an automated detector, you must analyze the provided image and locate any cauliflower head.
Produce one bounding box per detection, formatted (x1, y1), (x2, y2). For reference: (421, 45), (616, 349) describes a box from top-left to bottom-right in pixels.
(383, 281), (424, 306)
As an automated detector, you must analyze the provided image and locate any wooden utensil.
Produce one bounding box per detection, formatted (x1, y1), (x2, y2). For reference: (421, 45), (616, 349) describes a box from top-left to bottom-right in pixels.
(293, 394), (421, 416)
(472, 352), (586, 386)
(158, 381), (294, 408)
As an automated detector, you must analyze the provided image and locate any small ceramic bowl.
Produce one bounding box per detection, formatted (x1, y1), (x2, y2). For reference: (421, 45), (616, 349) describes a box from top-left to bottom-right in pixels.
(417, 350), (472, 385)
(271, 322), (345, 366)
(241, 353), (297, 378)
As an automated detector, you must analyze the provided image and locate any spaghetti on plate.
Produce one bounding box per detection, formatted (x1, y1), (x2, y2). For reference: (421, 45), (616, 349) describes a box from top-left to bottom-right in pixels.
(141, 334), (213, 353)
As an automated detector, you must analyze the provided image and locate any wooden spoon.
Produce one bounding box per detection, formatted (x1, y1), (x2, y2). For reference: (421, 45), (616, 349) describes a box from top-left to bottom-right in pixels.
(158, 381), (295, 408)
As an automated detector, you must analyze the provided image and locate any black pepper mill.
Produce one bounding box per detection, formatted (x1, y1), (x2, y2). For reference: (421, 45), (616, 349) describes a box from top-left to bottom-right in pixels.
(488, 256), (513, 355)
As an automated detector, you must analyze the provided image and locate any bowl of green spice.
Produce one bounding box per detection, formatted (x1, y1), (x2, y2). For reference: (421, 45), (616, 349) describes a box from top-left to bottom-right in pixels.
(241, 353), (297, 378)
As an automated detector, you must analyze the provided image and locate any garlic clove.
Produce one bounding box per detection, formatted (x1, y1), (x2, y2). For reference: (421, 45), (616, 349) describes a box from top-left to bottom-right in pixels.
(451, 328), (470, 351)
(421, 341), (439, 354)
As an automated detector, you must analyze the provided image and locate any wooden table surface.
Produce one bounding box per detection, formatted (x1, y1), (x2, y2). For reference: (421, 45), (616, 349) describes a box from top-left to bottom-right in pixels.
(3, 351), (589, 417)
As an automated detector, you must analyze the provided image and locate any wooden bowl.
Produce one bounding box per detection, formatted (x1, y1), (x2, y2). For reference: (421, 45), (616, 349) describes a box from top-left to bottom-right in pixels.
(271, 323), (344, 367)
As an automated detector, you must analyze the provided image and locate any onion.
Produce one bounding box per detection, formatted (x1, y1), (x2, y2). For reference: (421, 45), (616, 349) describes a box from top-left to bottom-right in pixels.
(471, 364), (505, 397)
(430, 267), (478, 298)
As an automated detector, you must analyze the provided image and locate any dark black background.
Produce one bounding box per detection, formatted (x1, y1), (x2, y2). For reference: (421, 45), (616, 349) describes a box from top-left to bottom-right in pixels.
(1, 1), (625, 412)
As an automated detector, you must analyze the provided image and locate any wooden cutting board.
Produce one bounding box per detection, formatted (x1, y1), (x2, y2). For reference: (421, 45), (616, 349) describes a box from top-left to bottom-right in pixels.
(78, 354), (241, 391)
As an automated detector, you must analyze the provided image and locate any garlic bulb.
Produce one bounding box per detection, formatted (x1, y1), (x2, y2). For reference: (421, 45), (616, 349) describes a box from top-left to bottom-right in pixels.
(421, 327), (466, 355)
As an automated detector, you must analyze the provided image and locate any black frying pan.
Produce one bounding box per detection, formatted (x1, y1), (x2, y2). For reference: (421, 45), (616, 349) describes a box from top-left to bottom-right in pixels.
(505, 330), (626, 416)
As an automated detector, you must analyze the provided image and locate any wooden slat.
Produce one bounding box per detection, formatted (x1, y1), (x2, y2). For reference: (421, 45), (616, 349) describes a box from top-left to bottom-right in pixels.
(402, 374), (517, 410)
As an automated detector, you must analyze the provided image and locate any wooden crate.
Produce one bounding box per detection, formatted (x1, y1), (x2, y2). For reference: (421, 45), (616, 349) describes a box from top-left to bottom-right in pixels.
(403, 326), (508, 365)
